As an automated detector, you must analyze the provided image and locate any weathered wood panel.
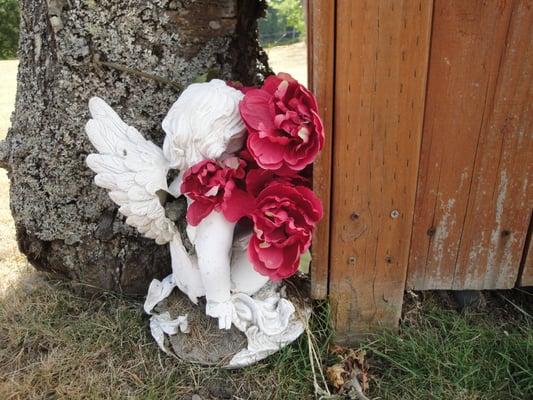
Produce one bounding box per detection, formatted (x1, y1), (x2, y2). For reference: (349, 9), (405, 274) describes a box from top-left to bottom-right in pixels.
(519, 216), (533, 286)
(309, 0), (335, 299)
(407, 0), (533, 290)
(453, 1), (533, 289)
(328, 0), (433, 341)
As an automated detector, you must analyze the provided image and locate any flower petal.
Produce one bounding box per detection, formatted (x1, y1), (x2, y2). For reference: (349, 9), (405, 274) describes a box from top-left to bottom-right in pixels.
(221, 187), (256, 222)
(186, 200), (215, 226)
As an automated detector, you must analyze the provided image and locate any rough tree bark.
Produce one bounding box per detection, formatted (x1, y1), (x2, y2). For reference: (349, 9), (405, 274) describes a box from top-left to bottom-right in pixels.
(0, 0), (270, 294)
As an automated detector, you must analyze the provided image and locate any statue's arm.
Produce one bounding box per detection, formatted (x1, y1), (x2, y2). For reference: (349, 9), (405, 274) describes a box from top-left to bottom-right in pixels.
(193, 210), (235, 329)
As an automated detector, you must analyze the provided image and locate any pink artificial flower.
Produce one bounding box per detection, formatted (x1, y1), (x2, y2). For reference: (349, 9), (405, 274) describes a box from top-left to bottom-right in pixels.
(248, 182), (323, 281)
(180, 157), (254, 226)
(239, 72), (324, 174)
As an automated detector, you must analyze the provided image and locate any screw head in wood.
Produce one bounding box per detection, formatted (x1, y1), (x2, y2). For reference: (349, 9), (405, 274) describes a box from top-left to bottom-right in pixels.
(350, 212), (359, 220)
(390, 209), (400, 218)
(347, 256), (356, 266)
(385, 255), (393, 264)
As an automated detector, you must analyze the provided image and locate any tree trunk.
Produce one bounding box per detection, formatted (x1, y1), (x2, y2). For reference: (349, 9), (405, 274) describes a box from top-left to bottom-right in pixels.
(0, 0), (270, 294)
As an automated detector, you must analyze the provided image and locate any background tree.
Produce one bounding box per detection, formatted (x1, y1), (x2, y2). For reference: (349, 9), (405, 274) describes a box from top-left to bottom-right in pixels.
(259, 0), (304, 46)
(0, 0), (270, 294)
(0, 0), (20, 59)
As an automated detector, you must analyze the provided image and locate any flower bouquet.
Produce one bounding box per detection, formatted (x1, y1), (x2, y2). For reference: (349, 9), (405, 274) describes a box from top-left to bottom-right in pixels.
(181, 73), (324, 281)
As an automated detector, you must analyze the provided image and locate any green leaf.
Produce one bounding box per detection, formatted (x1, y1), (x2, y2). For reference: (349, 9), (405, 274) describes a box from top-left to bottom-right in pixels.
(192, 72), (209, 83)
(192, 68), (221, 83)
(298, 249), (311, 274)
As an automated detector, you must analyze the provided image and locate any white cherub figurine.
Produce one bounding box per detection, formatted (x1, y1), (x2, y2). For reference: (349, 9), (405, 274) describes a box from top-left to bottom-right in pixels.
(85, 80), (306, 367)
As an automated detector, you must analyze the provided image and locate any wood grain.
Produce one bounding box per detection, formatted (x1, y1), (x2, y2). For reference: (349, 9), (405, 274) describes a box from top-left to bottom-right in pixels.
(453, 1), (533, 289)
(328, 0), (433, 341)
(308, 0), (336, 299)
(519, 215), (533, 286)
(407, 0), (533, 290)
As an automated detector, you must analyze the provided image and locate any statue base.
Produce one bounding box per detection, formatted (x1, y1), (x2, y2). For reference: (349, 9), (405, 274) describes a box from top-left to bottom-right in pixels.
(145, 276), (311, 368)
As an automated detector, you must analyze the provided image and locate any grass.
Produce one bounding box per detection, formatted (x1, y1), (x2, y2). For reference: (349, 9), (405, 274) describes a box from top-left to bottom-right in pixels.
(2, 275), (532, 400)
(1, 54), (532, 400)
(362, 292), (533, 400)
(0, 270), (333, 399)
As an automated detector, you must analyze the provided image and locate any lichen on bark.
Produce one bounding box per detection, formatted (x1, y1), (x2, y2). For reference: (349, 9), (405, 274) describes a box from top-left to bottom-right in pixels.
(0, 0), (270, 293)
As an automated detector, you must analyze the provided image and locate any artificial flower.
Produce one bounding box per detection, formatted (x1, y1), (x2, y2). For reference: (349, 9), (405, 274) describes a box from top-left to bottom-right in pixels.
(180, 157), (254, 226)
(239, 72), (324, 173)
(248, 182), (323, 280)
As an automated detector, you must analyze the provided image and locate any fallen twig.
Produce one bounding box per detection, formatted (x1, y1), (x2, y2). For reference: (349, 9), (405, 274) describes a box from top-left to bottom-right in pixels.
(496, 292), (532, 320)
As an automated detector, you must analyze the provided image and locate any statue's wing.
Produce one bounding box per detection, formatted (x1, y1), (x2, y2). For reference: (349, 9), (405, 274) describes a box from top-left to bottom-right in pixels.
(85, 97), (177, 245)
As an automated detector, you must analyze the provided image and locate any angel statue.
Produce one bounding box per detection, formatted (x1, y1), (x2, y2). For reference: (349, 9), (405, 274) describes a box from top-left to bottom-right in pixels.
(85, 76), (323, 367)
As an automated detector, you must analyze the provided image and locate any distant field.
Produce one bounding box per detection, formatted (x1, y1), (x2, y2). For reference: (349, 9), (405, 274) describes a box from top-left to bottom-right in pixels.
(0, 60), (18, 140)
(265, 41), (307, 85)
(0, 59), (24, 292)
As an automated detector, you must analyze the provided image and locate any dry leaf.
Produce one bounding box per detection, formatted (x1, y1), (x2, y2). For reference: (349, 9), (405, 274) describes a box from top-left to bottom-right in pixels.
(326, 347), (370, 396)
(347, 349), (366, 367)
(325, 363), (347, 389)
(359, 368), (369, 392)
(329, 344), (348, 354)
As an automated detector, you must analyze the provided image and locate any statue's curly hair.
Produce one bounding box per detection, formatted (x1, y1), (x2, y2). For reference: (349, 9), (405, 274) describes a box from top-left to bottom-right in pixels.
(162, 80), (246, 171)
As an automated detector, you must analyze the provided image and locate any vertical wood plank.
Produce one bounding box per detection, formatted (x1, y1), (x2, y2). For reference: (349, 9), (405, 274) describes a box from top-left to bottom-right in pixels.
(453, 1), (533, 289)
(407, 0), (533, 290)
(329, 0), (433, 341)
(308, 0), (335, 299)
(519, 215), (533, 286)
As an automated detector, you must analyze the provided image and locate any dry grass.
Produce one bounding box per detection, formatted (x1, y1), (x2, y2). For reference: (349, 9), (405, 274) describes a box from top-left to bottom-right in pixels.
(0, 276), (332, 399)
(0, 276), (329, 399)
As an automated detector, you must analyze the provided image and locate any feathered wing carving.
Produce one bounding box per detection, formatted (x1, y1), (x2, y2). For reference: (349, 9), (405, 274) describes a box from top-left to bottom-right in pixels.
(85, 97), (176, 245)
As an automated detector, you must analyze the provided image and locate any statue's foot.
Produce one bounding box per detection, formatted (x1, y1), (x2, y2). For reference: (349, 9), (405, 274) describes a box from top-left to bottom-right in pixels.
(205, 300), (234, 330)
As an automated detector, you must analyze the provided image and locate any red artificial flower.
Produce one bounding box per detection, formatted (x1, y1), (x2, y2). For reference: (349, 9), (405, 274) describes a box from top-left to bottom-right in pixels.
(180, 157), (254, 226)
(248, 182), (323, 281)
(245, 168), (310, 197)
(239, 72), (324, 174)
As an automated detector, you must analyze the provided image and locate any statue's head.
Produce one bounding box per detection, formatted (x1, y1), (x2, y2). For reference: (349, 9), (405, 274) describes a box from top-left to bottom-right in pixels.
(162, 79), (246, 170)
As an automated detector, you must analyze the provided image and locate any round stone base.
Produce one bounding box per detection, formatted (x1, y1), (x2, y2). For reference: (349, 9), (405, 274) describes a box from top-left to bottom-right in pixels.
(151, 277), (311, 368)
(155, 291), (247, 366)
